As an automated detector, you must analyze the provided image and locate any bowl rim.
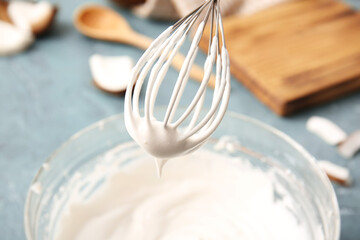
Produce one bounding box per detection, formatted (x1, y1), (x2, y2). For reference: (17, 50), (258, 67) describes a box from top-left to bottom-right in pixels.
(24, 111), (340, 240)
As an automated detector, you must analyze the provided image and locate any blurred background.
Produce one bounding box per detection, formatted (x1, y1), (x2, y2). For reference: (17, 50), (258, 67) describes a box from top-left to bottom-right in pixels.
(0, 0), (360, 239)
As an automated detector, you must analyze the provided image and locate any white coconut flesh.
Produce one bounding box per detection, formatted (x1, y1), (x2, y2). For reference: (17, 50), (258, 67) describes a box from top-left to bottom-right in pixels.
(89, 55), (134, 93)
(338, 131), (360, 158)
(306, 116), (347, 146)
(318, 160), (352, 186)
(0, 20), (33, 56)
(8, 1), (54, 33)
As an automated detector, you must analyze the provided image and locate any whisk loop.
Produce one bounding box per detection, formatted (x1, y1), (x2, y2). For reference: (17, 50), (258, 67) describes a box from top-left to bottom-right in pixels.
(125, 0), (230, 159)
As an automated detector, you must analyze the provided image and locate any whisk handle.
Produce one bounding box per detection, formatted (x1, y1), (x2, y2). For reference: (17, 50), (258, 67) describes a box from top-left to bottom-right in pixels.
(129, 32), (216, 88)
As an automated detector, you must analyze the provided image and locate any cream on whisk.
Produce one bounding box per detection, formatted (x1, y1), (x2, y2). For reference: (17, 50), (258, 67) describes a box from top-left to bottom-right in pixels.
(124, 0), (230, 159)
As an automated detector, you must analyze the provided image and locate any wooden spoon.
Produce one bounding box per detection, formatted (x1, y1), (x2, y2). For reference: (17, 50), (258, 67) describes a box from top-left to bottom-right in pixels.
(74, 4), (215, 88)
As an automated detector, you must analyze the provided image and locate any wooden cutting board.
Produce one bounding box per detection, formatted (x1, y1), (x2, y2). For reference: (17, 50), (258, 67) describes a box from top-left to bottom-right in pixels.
(200, 0), (360, 116)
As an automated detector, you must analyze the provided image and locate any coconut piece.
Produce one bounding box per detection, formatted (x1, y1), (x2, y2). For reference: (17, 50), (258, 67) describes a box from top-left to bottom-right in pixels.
(8, 1), (57, 35)
(318, 160), (352, 186)
(132, 0), (179, 20)
(338, 131), (360, 158)
(0, 20), (33, 56)
(89, 54), (134, 94)
(306, 116), (347, 146)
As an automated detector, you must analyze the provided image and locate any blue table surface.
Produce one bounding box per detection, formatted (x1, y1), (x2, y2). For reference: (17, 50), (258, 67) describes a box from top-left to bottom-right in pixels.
(1, 0), (360, 239)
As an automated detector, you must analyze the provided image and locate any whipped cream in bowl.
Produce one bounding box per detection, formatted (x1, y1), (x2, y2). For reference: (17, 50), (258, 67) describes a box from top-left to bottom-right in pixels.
(24, 109), (340, 240)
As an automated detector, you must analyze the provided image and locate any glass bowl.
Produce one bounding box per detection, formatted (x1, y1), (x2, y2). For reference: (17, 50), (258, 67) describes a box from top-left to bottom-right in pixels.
(24, 110), (340, 240)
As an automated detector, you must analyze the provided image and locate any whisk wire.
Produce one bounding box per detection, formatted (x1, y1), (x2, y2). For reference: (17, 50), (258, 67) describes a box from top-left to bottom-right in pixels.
(164, 1), (215, 125)
(163, 23), (203, 125)
(145, 25), (188, 122)
(206, 0), (221, 128)
(172, 0), (212, 31)
(143, 3), (211, 122)
(130, 27), (173, 116)
(173, 0), (222, 130)
(149, 30), (188, 116)
(183, 2), (230, 140)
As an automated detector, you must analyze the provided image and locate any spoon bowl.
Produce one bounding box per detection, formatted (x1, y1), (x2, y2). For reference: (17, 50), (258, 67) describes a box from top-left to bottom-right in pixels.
(74, 4), (142, 45)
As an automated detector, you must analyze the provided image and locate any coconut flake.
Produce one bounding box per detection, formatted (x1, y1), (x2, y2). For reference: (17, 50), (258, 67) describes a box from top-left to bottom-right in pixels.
(306, 116), (347, 145)
(8, 1), (56, 35)
(318, 160), (352, 186)
(338, 131), (360, 158)
(0, 20), (33, 56)
(89, 54), (134, 94)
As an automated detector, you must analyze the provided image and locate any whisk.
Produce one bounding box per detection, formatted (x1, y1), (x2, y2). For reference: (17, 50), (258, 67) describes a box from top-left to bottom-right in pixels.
(125, 0), (230, 159)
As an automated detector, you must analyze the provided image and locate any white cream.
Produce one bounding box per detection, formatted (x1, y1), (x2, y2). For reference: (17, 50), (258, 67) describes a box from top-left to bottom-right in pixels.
(54, 146), (311, 240)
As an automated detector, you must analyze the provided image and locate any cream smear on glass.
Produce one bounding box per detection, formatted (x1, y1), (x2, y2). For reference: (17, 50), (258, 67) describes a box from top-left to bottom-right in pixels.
(53, 143), (311, 240)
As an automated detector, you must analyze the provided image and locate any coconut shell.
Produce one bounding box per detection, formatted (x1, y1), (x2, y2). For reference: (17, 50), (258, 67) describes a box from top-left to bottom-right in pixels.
(32, 5), (57, 36)
(7, 1), (58, 36)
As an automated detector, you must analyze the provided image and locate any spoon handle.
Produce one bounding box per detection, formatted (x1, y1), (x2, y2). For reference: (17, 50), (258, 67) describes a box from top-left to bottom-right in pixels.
(127, 31), (216, 88)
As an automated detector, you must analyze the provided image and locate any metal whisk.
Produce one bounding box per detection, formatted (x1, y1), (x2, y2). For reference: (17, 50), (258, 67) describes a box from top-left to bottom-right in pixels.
(125, 0), (230, 159)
